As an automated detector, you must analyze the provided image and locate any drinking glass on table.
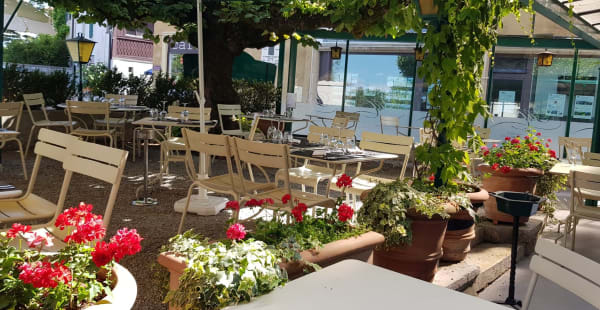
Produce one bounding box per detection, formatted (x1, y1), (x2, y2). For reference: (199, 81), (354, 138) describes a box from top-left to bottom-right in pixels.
(149, 108), (158, 120)
(320, 133), (329, 147)
(345, 137), (356, 153)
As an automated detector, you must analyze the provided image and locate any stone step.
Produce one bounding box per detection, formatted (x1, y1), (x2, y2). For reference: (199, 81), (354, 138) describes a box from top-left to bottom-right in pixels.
(434, 243), (525, 292)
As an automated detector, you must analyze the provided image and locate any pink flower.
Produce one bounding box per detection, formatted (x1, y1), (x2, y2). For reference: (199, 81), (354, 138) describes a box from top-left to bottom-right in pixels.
(500, 166), (512, 174)
(24, 232), (54, 249)
(481, 146), (488, 151)
(336, 174), (353, 188)
(491, 163), (500, 170)
(337, 204), (354, 222)
(524, 135), (530, 140)
(225, 200), (240, 211)
(6, 223), (31, 239)
(282, 194), (292, 204)
(492, 144), (498, 148)
(545, 143), (549, 147)
(226, 223), (246, 241)
(536, 132), (542, 136)
(547, 138), (552, 143)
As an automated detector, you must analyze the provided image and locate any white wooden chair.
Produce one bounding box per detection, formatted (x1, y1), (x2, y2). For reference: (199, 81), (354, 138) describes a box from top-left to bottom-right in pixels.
(159, 106), (212, 176)
(95, 94), (139, 149)
(563, 167), (600, 250)
(334, 111), (360, 131)
(275, 125), (355, 194)
(331, 116), (349, 129)
(66, 101), (117, 148)
(559, 137), (592, 164)
(23, 93), (76, 157)
(177, 130), (275, 233)
(522, 238), (600, 310)
(474, 126), (491, 139)
(419, 127), (435, 145)
(0, 102), (27, 179)
(380, 116), (401, 136)
(0, 129), (78, 225)
(232, 137), (336, 222)
(583, 152), (600, 167)
(3, 136), (128, 251)
(217, 104), (250, 138)
(330, 132), (413, 201)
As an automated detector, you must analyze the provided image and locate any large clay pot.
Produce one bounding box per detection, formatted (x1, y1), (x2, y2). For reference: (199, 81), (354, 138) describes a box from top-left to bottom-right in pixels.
(372, 210), (448, 283)
(158, 231), (384, 310)
(478, 164), (543, 224)
(87, 263), (137, 310)
(442, 220), (476, 262)
(448, 185), (489, 221)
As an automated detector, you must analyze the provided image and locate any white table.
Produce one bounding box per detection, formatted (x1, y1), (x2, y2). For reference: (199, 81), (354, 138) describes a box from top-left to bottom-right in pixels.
(549, 162), (600, 176)
(230, 260), (506, 310)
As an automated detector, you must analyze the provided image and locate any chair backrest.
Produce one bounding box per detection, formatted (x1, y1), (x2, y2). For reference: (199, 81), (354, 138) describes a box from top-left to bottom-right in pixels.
(522, 238), (600, 310)
(474, 126), (491, 139)
(182, 129), (235, 182)
(335, 111), (360, 130)
(168, 105), (211, 121)
(559, 137), (592, 163)
(307, 125), (355, 144)
(331, 116), (349, 129)
(23, 93), (49, 123)
(570, 168), (600, 208)
(66, 101), (111, 131)
(419, 127), (435, 144)
(232, 137), (292, 204)
(51, 138), (128, 231)
(380, 116), (400, 134)
(217, 104), (243, 133)
(583, 152), (600, 167)
(106, 94), (138, 106)
(0, 102), (24, 131)
(360, 131), (413, 179)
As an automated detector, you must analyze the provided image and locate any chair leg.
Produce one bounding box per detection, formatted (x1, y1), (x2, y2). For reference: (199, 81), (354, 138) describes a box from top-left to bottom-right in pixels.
(15, 139), (28, 180)
(570, 216), (578, 250)
(521, 273), (538, 310)
(177, 183), (197, 234)
(25, 125), (37, 158)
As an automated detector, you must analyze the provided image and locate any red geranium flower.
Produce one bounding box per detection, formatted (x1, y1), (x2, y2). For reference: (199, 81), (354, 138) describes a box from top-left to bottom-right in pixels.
(337, 204), (354, 222)
(492, 144), (498, 148)
(225, 200), (240, 211)
(55, 202), (95, 230)
(547, 138), (552, 143)
(109, 228), (143, 261)
(491, 163), (500, 170)
(24, 232), (53, 249)
(336, 174), (353, 188)
(281, 194), (292, 204)
(511, 138), (520, 144)
(536, 132), (542, 136)
(548, 149), (557, 158)
(524, 135), (530, 140)
(244, 198), (263, 207)
(500, 166), (512, 174)
(91, 241), (114, 267)
(496, 153), (503, 158)
(291, 202), (308, 223)
(505, 136), (511, 141)
(18, 262), (71, 288)
(226, 223), (246, 241)
(428, 174), (435, 181)
(545, 143), (550, 147)
(64, 218), (106, 244)
(483, 150), (490, 156)
(264, 198), (274, 205)
(6, 223), (31, 239)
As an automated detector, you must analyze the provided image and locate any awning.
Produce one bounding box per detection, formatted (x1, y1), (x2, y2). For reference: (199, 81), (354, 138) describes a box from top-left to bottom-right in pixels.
(526, 0), (600, 49)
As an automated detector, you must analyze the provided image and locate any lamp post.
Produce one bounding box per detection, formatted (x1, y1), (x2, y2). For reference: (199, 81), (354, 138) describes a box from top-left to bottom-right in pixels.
(330, 41), (342, 60)
(537, 50), (554, 67)
(66, 34), (96, 100)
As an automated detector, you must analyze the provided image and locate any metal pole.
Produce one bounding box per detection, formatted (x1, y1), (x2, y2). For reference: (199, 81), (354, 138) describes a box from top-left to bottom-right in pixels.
(592, 67), (600, 153)
(484, 46), (496, 128)
(564, 48), (579, 138)
(78, 62), (83, 100)
(143, 136), (149, 202)
(408, 53), (418, 137)
(0, 0), (4, 166)
(341, 39), (350, 112)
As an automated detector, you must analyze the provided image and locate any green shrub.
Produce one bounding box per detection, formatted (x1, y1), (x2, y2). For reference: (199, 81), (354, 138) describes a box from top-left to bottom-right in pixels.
(3, 64), (74, 106)
(232, 79), (281, 113)
(83, 63), (127, 96)
(4, 34), (70, 67)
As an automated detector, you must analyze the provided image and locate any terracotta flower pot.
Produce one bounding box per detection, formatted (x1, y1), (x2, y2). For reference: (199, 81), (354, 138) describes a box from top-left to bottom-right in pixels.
(158, 231), (384, 310)
(372, 210), (449, 283)
(442, 220), (476, 262)
(448, 185), (489, 221)
(87, 263), (137, 309)
(478, 164), (543, 224)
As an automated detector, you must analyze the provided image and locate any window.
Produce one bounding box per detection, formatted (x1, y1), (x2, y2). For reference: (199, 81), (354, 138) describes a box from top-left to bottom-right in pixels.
(125, 29), (144, 37)
(267, 46), (275, 56)
(88, 24), (93, 38)
(128, 67), (134, 74)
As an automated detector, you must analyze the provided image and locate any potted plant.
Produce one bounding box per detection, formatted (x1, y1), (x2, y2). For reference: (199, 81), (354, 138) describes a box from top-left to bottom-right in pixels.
(357, 178), (470, 282)
(477, 129), (566, 224)
(158, 175), (384, 309)
(0, 202), (142, 309)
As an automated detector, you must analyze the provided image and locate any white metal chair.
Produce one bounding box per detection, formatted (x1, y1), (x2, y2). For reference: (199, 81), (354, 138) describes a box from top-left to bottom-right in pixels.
(95, 94), (139, 149)
(66, 101), (117, 148)
(330, 132), (413, 200)
(522, 238), (600, 310)
(275, 125), (355, 194)
(0, 129), (78, 225)
(563, 167), (600, 250)
(334, 111), (360, 131)
(232, 137), (336, 222)
(177, 130), (275, 233)
(380, 116), (401, 136)
(474, 126), (491, 139)
(23, 93), (75, 157)
(3, 135), (128, 251)
(217, 104), (250, 138)
(0, 102), (27, 179)
(559, 137), (592, 164)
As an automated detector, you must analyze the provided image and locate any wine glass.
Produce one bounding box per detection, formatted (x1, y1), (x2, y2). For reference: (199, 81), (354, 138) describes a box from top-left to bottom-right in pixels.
(320, 133), (328, 146)
(345, 137), (356, 153)
(149, 108), (158, 120)
(181, 109), (189, 123)
(267, 126), (275, 141)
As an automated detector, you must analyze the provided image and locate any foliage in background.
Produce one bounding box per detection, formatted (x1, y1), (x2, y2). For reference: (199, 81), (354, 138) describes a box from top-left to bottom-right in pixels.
(3, 64), (74, 105)
(84, 64), (127, 96)
(4, 34), (71, 67)
(51, 7), (70, 39)
(232, 79), (280, 113)
(162, 231), (286, 310)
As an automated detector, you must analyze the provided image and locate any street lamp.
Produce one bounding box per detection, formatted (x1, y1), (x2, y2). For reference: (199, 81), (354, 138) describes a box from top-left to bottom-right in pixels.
(537, 50), (554, 67)
(66, 33), (96, 100)
(415, 45), (425, 61)
(415, 0), (439, 21)
(331, 42), (342, 60)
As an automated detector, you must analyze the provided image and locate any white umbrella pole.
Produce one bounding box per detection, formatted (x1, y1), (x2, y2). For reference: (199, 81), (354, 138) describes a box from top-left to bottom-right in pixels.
(174, 0), (227, 216)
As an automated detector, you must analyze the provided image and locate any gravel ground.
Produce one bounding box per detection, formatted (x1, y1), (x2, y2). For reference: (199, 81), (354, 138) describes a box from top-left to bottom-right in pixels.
(0, 145), (403, 309)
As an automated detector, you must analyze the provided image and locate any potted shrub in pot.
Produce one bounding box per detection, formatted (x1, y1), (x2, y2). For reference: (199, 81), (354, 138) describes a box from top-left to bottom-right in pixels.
(0, 202), (142, 309)
(477, 129), (565, 224)
(357, 178), (472, 282)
